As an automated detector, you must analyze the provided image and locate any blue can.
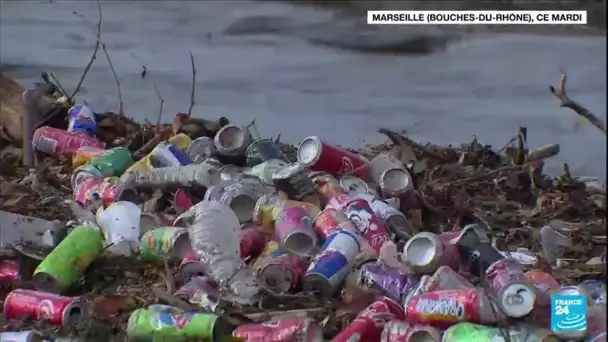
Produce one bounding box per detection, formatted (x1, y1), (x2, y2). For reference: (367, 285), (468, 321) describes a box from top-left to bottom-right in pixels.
(67, 104), (97, 136)
(149, 142), (193, 168)
(303, 229), (360, 298)
(579, 279), (606, 305)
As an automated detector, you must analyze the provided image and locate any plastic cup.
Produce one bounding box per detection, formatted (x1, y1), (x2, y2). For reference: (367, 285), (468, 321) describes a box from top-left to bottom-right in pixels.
(96, 201), (142, 256)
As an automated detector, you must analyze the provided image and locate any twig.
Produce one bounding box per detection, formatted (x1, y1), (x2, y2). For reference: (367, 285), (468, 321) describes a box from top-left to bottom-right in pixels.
(498, 136), (517, 153)
(516, 126), (527, 165)
(187, 51), (196, 116)
(131, 53), (164, 133)
(163, 257), (176, 294)
(48, 73), (69, 98)
(100, 43), (123, 115)
(69, 0), (103, 101)
(549, 71), (607, 135)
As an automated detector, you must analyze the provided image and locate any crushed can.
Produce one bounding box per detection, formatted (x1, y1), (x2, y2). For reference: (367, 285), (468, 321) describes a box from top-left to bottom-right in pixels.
(3, 289), (83, 327)
(303, 229), (360, 298)
(67, 103), (97, 136)
(357, 261), (410, 302)
(244, 138), (287, 167)
(214, 124), (253, 157)
(187, 136), (218, 164)
(339, 175), (370, 196)
(0, 260), (20, 289)
(425, 266), (474, 292)
(140, 227), (191, 263)
(240, 226), (270, 260)
(326, 193), (355, 211)
(252, 193), (286, 231)
(233, 317), (323, 342)
(312, 207), (356, 239)
(33, 126), (105, 157)
(274, 206), (318, 258)
(333, 297), (405, 342)
(174, 276), (220, 311)
(72, 146), (107, 168)
(365, 195), (413, 239)
(380, 320), (442, 342)
(73, 177), (139, 208)
(342, 198), (391, 253)
(402, 232), (460, 275)
(404, 289), (499, 329)
(177, 250), (206, 283)
(88, 147), (134, 178)
(70, 164), (103, 190)
(33, 225), (104, 293)
(272, 162), (317, 201)
(314, 174), (346, 206)
(485, 259), (536, 318)
(256, 254), (309, 294)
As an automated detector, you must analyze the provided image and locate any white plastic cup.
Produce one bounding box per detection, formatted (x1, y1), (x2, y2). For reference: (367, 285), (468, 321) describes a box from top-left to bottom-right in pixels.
(96, 201), (142, 256)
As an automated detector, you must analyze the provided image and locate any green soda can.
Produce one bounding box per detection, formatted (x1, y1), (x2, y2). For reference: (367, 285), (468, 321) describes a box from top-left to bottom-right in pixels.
(33, 225), (104, 292)
(89, 147), (134, 178)
(126, 305), (233, 342)
(140, 227), (190, 263)
(443, 322), (544, 342)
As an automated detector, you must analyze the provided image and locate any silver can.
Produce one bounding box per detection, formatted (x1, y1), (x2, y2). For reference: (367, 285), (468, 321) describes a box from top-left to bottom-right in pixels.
(339, 175), (370, 195)
(187, 136), (217, 164)
(379, 167), (413, 197)
(214, 124), (252, 157)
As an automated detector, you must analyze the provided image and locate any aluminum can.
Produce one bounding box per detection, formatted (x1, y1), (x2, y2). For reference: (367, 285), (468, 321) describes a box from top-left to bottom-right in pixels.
(140, 227), (191, 263)
(312, 207), (356, 239)
(272, 162), (317, 201)
(342, 198), (391, 253)
(176, 250), (206, 283)
(70, 163), (103, 190)
(214, 124), (252, 157)
(72, 146), (107, 168)
(297, 136), (369, 179)
(73, 177), (138, 208)
(67, 103), (97, 136)
(339, 175), (370, 195)
(233, 317), (323, 342)
(187, 136), (218, 164)
(274, 206), (317, 257)
(333, 297), (405, 342)
(33, 126), (105, 157)
(380, 320), (442, 342)
(0, 260), (20, 289)
(485, 259), (535, 318)
(240, 225), (270, 260)
(326, 193), (354, 211)
(3, 289), (83, 326)
(257, 254), (309, 294)
(244, 138), (286, 167)
(303, 229), (360, 298)
(173, 276), (219, 311)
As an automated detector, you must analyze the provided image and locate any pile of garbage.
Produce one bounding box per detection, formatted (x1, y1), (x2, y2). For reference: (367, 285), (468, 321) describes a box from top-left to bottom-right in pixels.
(0, 74), (606, 342)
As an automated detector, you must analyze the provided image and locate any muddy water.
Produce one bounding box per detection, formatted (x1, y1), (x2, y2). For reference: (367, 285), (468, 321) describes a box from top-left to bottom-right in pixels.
(1, 0), (606, 177)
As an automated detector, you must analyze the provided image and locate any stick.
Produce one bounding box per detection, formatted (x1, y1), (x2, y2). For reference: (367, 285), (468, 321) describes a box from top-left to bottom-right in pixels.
(69, 1), (103, 100)
(549, 71), (607, 134)
(48, 73), (69, 99)
(516, 126), (528, 165)
(187, 51), (196, 117)
(131, 53), (164, 133)
(100, 43), (123, 115)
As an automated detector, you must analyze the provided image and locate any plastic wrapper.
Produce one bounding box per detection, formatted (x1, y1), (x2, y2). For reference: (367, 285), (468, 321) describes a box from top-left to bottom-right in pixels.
(187, 200), (260, 304)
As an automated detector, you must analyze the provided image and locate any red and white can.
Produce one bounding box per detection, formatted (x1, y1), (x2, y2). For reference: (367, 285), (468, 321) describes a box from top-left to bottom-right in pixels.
(32, 126), (105, 158)
(342, 198), (390, 253)
(73, 177), (138, 208)
(3, 289), (83, 326)
(0, 260), (20, 289)
(297, 136), (370, 178)
(312, 207), (356, 238)
(257, 254), (309, 294)
(380, 320), (442, 342)
(333, 297), (405, 342)
(485, 259), (535, 318)
(233, 317), (323, 342)
(177, 250), (206, 283)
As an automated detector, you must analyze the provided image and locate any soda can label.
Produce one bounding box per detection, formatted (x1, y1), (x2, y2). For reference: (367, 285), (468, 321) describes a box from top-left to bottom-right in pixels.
(67, 104), (97, 136)
(343, 199), (390, 253)
(140, 227), (189, 262)
(405, 289), (480, 329)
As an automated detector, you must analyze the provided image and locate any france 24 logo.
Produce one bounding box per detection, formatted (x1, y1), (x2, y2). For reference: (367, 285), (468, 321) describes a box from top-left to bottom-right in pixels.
(551, 295), (587, 333)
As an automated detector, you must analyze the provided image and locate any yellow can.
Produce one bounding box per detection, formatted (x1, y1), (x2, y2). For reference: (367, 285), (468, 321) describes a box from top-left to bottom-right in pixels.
(72, 146), (108, 168)
(125, 133), (193, 173)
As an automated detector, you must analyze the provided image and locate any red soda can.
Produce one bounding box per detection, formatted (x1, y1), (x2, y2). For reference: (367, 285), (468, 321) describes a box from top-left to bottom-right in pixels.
(257, 254), (309, 294)
(326, 193), (354, 211)
(334, 297), (405, 342)
(73, 177), (138, 207)
(297, 136), (370, 178)
(342, 198), (391, 253)
(32, 126), (105, 158)
(380, 320), (442, 342)
(240, 226), (270, 260)
(233, 317), (323, 342)
(525, 270), (560, 328)
(3, 289), (83, 326)
(312, 207), (356, 238)
(405, 289), (495, 329)
(177, 250), (206, 283)
(0, 260), (20, 289)
(485, 259), (535, 318)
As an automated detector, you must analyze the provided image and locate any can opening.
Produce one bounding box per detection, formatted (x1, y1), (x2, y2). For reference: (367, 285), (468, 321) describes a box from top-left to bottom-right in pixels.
(230, 195), (256, 224)
(261, 264), (292, 293)
(409, 330), (435, 342)
(284, 231), (316, 257)
(217, 126), (245, 150)
(297, 138), (319, 165)
(32, 272), (58, 293)
(66, 305), (82, 324)
(172, 233), (193, 261)
(404, 236), (437, 267)
(118, 188), (140, 206)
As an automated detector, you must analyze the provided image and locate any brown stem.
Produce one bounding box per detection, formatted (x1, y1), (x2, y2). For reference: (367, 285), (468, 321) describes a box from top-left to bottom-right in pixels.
(100, 42), (124, 116)
(549, 71), (607, 135)
(187, 51), (196, 117)
(69, 0), (103, 100)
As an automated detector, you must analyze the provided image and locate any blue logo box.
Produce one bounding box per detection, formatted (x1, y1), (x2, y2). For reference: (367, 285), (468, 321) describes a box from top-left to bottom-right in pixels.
(551, 295), (587, 332)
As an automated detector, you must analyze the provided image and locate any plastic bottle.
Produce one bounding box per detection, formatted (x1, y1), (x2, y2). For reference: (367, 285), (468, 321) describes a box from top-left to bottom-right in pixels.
(187, 200), (260, 305)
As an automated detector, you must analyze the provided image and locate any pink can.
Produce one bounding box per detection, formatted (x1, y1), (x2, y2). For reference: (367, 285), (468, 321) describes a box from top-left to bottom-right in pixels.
(33, 126), (105, 158)
(240, 226), (270, 260)
(274, 206), (318, 257)
(326, 193), (354, 211)
(297, 136), (370, 178)
(486, 259), (536, 318)
(177, 250), (206, 283)
(342, 199), (390, 253)
(257, 254), (309, 294)
(233, 317), (323, 342)
(73, 177), (138, 207)
(333, 297), (405, 342)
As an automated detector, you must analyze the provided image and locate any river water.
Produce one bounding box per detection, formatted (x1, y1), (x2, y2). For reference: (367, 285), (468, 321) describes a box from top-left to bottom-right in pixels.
(1, 0), (606, 177)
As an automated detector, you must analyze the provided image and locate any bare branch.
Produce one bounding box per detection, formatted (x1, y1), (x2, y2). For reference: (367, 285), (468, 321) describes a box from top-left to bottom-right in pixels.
(187, 51), (196, 117)
(131, 53), (164, 133)
(100, 42), (124, 116)
(549, 71), (606, 135)
(48, 73), (69, 99)
(69, 1), (103, 100)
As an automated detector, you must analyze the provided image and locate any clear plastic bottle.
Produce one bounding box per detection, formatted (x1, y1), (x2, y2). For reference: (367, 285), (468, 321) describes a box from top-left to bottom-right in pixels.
(121, 163), (221, 190)
(187, 200), (260, 305)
